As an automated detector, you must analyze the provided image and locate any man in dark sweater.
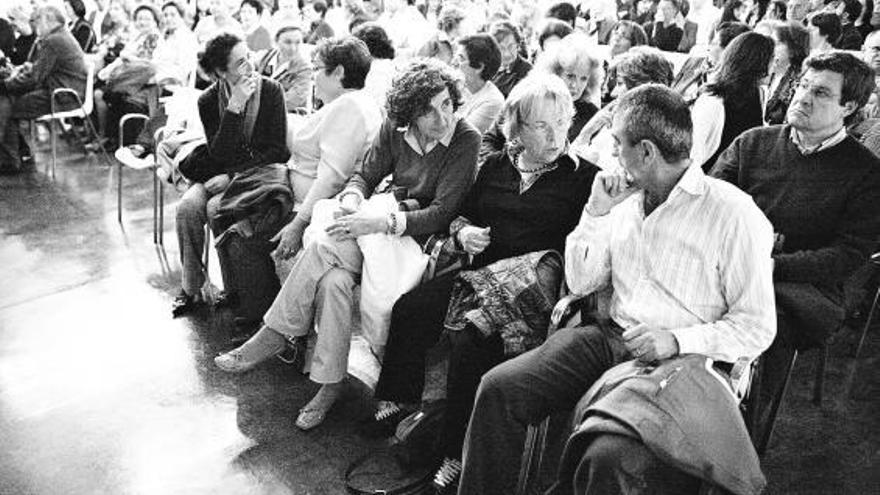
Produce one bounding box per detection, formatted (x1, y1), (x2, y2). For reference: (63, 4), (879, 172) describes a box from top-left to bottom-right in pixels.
(0, 5), (86, 172)
(711, 51), (880, 433)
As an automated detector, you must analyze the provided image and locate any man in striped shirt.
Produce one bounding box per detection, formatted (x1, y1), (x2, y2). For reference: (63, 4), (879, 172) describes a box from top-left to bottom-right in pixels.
(458, 85), (777, 495)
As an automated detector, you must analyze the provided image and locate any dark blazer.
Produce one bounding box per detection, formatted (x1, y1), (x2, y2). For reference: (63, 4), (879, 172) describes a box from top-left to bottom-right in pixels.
(4, 25), (87, 98)
(197, 76), (291, 174)
(764, 66), (798, 125)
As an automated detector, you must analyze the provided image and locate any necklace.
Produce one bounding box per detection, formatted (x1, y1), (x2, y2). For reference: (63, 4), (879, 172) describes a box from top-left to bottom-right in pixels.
(514, 153), (557, 174)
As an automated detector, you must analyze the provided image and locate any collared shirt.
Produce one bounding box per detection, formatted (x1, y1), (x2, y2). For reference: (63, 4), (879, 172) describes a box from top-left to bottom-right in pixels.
(789, 126), (848, 155)
(396, 118), (458, 156)
(565, 165), (776, 362)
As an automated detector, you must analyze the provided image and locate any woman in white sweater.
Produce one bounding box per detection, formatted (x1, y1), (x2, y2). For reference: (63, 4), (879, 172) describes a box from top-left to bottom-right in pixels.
(272, 36), (384, 259)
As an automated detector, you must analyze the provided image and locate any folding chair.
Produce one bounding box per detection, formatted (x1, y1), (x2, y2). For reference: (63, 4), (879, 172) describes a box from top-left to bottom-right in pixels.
(115, 114), (167, 245)
(33, 59), (111, 178)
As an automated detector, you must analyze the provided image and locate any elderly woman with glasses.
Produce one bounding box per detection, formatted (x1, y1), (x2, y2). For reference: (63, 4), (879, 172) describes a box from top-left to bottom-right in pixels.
(368, 74), (600, 493)
(214, 58), (481, 432)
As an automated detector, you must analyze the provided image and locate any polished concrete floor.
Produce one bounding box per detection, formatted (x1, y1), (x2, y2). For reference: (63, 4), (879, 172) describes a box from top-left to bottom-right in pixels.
(0, 137), (878, 494)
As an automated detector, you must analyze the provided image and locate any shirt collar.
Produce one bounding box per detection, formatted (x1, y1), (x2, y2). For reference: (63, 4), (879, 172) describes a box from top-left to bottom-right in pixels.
(397, 119), (458, 156)
(789, 126), (848, 155)
(675, 162), (707, 196)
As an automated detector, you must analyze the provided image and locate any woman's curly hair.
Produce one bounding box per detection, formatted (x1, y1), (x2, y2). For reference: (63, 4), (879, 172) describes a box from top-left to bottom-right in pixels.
(386, 59), (463, 128)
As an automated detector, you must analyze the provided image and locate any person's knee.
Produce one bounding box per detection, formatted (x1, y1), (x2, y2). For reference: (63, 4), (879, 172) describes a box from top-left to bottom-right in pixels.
(582, 434), (631, 472)
(176, 187), (207, 224)
(318, 267), (356, 298)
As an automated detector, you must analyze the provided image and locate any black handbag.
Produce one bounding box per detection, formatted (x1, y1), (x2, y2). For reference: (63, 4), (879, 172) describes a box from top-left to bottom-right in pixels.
(344, 402), (447, 495)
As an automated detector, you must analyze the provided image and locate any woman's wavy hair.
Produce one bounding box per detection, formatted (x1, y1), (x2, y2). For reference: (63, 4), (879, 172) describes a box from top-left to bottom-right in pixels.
(703, 31), (774, 101)
(386, 58), (463, 127)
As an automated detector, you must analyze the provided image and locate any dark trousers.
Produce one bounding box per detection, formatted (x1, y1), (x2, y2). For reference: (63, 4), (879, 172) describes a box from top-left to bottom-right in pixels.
(0, 90), (51, 170)
(458, 324), (632, 495)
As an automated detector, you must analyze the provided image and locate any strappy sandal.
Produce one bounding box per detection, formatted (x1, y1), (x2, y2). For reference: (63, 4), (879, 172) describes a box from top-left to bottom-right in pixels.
(295, 406), (328, 431)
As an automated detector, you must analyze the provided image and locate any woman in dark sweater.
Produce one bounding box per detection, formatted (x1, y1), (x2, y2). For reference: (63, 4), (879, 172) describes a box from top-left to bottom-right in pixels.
(693, 32), (775, 171)
(171, 33), (289, 316)
(370, 74), (599, 492)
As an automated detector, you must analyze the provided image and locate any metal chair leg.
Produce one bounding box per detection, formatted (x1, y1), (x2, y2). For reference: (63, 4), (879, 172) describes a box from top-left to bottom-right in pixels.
(49, 120), (56, 179)
(854, 287), (879, 360)
(757, 350), (798, 455)
(158, 180), (165, 245)
(152, 169), (159, 244)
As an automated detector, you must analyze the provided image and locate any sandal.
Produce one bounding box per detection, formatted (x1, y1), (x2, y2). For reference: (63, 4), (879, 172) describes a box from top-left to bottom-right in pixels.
(296, 406), (328, 431)
(432, 457), (462, 493)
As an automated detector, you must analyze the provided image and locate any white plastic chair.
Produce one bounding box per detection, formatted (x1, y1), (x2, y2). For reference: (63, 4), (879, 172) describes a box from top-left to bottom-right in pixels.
(33, 59), (111, 178)
(115, 114), (167, 245)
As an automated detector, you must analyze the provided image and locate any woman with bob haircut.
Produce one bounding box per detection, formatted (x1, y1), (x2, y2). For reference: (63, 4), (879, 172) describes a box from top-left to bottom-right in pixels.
(368, 73), (599, 493)
(765, 21), (810, 125)
(452, 33), (505, 134)
(214, 58), (481, 432)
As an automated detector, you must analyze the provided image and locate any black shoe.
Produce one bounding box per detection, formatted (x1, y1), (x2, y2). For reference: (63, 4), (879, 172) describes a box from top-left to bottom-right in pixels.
(171, 290), (203, 317)
(360, 402), (415, 439)
(432, 457), (462, 494)
(214, 291), (239, 309)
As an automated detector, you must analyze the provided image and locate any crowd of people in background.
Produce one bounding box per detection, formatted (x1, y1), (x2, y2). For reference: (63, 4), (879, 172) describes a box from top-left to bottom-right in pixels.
(1, 0), (878, 494)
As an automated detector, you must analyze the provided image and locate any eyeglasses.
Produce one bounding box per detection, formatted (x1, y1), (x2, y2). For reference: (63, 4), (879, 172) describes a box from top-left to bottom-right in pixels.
(794, 79), (841, 101)
(312, 64), (327, 73)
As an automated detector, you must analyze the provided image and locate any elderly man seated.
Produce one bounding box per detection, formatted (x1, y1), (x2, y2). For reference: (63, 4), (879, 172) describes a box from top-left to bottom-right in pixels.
(711, 51), (880, 428)
(0, 5), (86, 173)
(457, 84), (777, 495)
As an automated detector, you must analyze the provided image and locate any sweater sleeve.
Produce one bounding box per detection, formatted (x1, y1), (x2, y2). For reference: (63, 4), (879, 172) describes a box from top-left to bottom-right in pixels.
(773, 163), (880, 284)
(708, 131), (744, 185)
(402, 127), (480, 236)
(344, 120), (396, 199)
(6, 37), (60, 93)
(294, 99), (374, 223)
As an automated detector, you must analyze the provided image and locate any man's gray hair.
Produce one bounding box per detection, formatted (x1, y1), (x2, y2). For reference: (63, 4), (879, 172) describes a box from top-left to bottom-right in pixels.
(502, 73), (575, 140)
(615, 84), (693, 163)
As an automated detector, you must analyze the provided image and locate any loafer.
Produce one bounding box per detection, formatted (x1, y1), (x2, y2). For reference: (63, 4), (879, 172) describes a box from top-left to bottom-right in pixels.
(171, 291), (203, 318)
(295, 406), (327, 431)
(214, 291), (239, 309)
(214, 349), (261, 373)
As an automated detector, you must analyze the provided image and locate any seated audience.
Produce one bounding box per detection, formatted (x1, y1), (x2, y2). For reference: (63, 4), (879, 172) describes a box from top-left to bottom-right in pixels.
(416, 5), (466, 66)
(574, 46), (674, 169)
(489, 21), (532, 98)
(213, 59), (480, 432)
(304, 0), (334, 45)
(194, 0), (244, 47)
(370, 73), (599, 493)
(710, 51), (880, 439)
(2, 2), (37, 67)
(239, 0), (272, 52)
(645, 0), (685, 51)
(786, 0), (811, 23)
(171, 33), (289, 317)
(271, 0), (303, 33)
(835, 0), (863, 49)
(0, 6), (86, 173)
(764, 0), (787, 21)
(765, 21), (810, 124)
(536, 18), (573, 55)
(861, 29), (880, 118)
(352, 22), (397, 108)
(718, 0), (751, 25)
(271, 36), (382, 261)
(608, 19), (649, 57)
(255, 25), (311, 110)
(153, 1), (199, 86)
(547, 1), (578, 28)
(64, 0), (96, 53)
(692, 31), (775, 170)
(808, 12), (840, 53)
(586, 0), (618, 44)
(482, 33), (603, 161)
(452, 33), (504, 134)
(457, 84), (776, 495)
(671, 21), (751, 101)
(676, 0), (700, 52)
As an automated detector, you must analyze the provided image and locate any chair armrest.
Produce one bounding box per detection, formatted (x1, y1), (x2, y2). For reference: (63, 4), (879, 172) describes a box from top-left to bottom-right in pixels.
(50, 88), (84, 114)
(549, 293), (597, 335)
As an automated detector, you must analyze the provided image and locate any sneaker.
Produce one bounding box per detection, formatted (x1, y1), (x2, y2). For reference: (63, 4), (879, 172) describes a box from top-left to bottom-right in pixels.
(171, 290), (203, 317)
(432, 457), (462, 494)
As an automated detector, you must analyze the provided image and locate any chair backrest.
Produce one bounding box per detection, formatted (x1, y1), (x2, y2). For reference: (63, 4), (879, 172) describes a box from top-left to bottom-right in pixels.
(82, 60), (96, 115)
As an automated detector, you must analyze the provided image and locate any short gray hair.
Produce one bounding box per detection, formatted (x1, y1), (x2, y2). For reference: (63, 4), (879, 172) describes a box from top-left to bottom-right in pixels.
(613, 46), (674, 89)
(615, 84), (692, 163)
(502, 73), (575, 140)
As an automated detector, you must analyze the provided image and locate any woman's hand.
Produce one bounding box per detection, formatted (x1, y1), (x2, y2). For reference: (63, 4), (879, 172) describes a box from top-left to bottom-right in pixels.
(457, 226), (491, 255)
(272, 217), (307, 260)
(228, 74), (258, 113)
(325, 211), (387, 241)
(204, 174), (230, 195)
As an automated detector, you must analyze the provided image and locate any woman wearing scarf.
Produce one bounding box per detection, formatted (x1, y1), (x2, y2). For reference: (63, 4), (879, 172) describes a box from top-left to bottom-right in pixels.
(171, 33), (289, 317)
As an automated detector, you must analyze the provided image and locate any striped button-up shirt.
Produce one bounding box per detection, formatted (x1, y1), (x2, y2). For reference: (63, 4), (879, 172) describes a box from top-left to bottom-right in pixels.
(565, 165), (777, 362)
